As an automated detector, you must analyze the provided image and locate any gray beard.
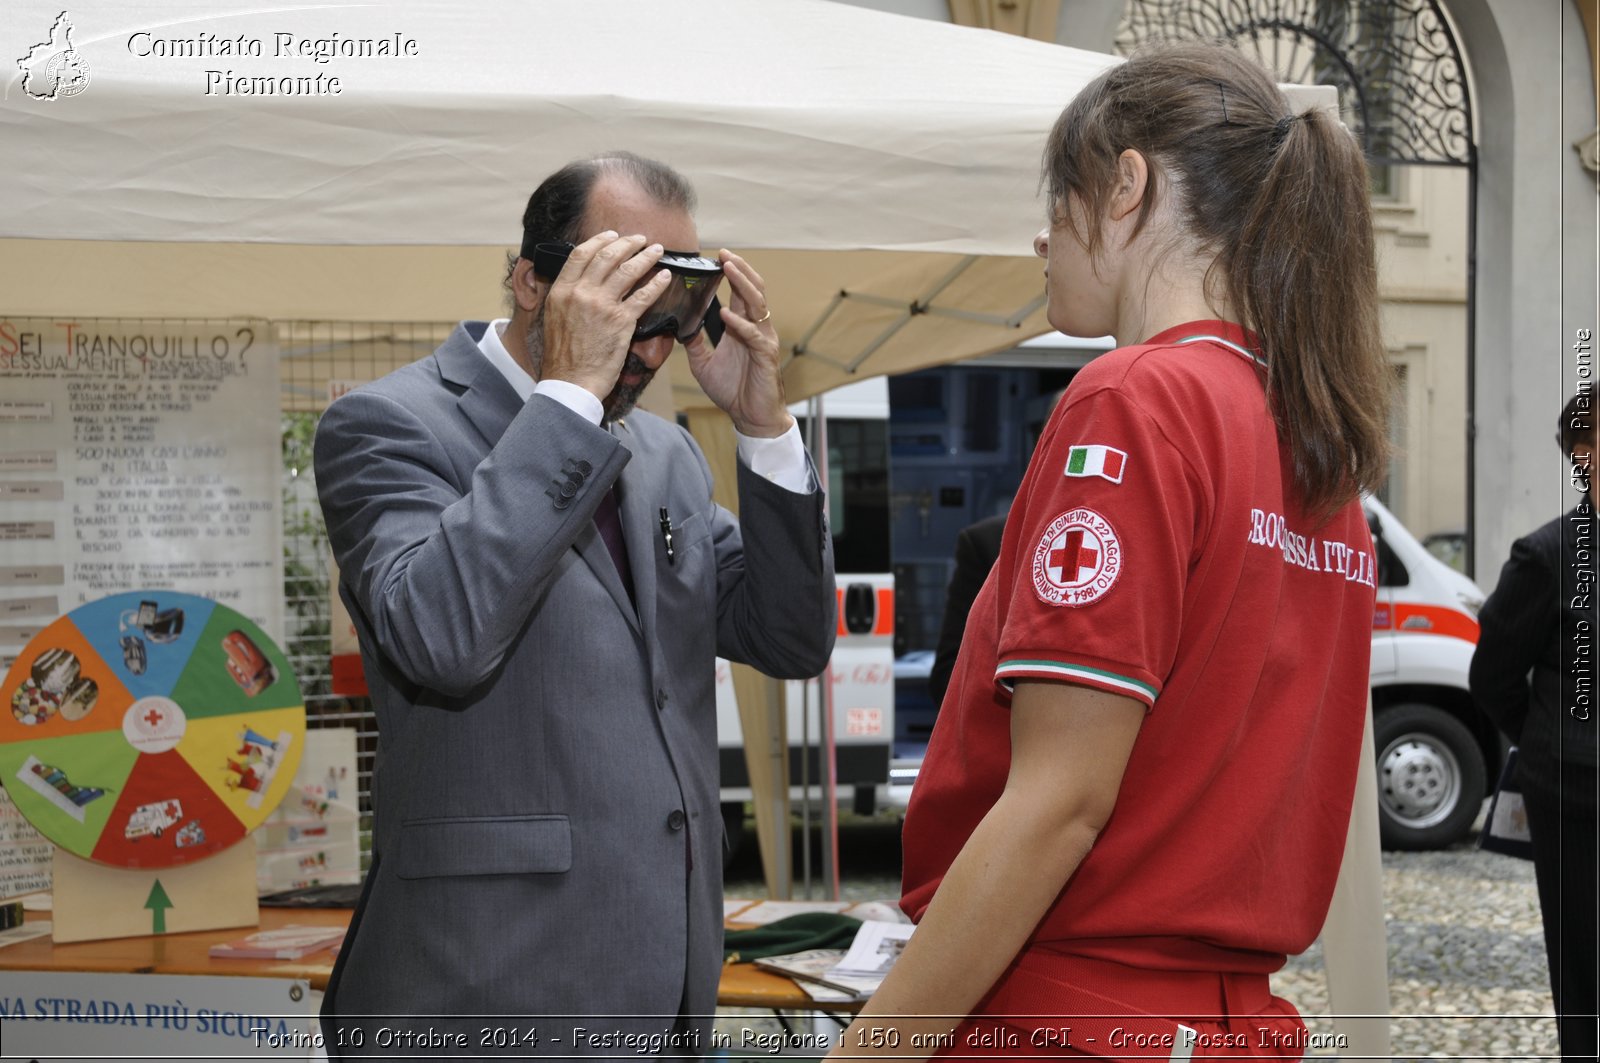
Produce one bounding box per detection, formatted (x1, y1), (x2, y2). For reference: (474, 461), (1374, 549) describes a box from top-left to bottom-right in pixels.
(523, 312), (655, 425)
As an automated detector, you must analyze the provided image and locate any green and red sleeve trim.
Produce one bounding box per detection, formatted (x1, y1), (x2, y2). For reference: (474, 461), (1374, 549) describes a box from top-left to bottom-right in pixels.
(995, 658), (1160, 707)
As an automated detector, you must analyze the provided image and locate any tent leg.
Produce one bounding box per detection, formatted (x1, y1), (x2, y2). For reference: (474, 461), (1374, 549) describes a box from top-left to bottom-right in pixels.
(733, 666), (791, 898)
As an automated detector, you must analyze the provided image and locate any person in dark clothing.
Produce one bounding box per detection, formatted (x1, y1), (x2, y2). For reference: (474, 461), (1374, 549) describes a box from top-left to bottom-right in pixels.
(1471, 388), (1599, 1063)
(928, 514), (1006, 708)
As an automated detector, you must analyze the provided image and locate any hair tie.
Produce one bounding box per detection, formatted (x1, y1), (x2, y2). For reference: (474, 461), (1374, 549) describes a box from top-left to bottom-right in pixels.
(1270, 113), (1300, 150)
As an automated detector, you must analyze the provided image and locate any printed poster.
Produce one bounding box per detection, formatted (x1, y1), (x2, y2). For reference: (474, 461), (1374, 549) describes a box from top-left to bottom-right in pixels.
(0, 318), (283, 672)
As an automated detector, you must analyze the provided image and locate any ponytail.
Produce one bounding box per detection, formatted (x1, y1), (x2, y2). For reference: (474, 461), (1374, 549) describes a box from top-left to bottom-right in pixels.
(1229, 105), (1391, 519)
(1042, 43), (1391, 521)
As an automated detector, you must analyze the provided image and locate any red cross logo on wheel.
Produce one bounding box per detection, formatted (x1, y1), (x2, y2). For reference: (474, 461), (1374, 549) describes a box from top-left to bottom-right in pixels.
(143, 707), (164, 728)
(1032, 508), (1122, 607)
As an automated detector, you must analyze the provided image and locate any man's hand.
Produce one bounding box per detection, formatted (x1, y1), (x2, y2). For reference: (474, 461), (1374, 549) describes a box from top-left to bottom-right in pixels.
(683, 250), (793, 438)
(540, 232), (673, 401)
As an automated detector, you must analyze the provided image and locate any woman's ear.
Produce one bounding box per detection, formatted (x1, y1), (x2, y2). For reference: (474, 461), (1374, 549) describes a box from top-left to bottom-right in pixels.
(1108, 149), (1151, 223)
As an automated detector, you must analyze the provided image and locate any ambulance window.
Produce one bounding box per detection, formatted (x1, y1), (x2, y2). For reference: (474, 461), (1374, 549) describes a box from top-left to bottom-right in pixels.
(1376, 534), (1408, 587)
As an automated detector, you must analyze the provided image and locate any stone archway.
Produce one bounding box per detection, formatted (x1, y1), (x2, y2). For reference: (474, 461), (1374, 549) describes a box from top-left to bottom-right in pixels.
(1434, 0), (1594, 577)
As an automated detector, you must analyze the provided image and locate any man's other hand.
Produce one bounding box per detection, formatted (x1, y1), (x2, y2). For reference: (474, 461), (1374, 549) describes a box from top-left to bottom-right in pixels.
(683, 250), (793, 438)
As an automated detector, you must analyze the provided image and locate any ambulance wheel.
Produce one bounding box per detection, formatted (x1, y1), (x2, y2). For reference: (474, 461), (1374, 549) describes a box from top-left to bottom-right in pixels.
(1375, 702), (1486, 850)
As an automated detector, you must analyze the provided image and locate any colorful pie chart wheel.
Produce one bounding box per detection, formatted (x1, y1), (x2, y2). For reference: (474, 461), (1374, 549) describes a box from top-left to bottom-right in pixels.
(0, 591), (304, 869)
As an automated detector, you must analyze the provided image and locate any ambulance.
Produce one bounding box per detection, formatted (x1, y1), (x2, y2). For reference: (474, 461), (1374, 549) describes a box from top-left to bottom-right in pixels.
(124, 799), (184, 841)
(1365, 496), (1499, 850)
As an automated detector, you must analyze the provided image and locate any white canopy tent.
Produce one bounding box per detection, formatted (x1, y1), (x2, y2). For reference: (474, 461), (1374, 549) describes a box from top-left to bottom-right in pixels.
(1, 0), (1128, 900)
(1, 0), (1121, 403)
(0, 0), (1125, 898)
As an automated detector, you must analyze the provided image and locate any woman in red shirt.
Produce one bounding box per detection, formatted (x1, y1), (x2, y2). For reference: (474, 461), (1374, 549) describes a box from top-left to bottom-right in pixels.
(832, 43), (1392, 1061)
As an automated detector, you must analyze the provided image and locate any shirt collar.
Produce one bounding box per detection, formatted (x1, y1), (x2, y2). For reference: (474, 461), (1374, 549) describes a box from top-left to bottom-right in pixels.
(477, 318), (535, 402)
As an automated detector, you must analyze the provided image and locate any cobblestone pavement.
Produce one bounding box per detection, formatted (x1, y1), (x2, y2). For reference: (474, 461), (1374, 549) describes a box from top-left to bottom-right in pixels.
(722, 819), (1557, 1061)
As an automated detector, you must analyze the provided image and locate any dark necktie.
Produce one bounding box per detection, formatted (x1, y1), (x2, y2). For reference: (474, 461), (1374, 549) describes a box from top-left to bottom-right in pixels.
(594, 487), (635, 603)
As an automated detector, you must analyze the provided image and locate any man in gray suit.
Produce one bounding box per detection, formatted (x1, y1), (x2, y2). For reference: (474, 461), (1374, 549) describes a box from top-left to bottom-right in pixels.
(314, 153), (836, 1056)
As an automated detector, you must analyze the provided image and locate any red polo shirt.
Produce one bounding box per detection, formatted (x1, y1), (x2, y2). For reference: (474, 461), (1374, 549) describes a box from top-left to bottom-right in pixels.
(901, 321), (1377, 973)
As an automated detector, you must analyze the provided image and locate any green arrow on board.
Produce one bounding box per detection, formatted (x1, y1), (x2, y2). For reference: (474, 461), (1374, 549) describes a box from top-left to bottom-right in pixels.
(144, 880), (173, 935)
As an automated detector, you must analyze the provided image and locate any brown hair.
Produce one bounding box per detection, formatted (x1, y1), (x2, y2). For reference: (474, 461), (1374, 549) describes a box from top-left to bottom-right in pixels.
(503, 152), (697, 294)
(1042, 43), (1391, 520)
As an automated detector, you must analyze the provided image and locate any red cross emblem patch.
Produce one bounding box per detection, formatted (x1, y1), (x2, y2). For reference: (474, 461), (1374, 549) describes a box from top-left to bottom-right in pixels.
(1032, 508), (1122, 607)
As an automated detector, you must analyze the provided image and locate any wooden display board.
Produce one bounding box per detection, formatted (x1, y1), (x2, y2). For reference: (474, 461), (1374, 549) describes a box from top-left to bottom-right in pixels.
(52, 840), (258, 944)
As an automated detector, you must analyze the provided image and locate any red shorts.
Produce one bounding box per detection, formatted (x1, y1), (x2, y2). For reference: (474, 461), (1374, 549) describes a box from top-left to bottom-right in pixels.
(937, 950), (1308, 1061)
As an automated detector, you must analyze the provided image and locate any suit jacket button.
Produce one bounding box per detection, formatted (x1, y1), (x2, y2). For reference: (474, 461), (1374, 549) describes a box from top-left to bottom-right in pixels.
(656, 688), (668, 710)
(667, 810), (686, 831)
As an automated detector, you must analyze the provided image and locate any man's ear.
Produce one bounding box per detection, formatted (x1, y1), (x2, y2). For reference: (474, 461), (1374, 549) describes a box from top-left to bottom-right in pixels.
(511, 258), (548, 314)
(1108, 149), (1151, 223)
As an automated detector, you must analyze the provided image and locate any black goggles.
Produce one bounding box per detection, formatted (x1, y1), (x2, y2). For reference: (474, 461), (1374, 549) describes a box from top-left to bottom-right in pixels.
(526, 238), (724, 343)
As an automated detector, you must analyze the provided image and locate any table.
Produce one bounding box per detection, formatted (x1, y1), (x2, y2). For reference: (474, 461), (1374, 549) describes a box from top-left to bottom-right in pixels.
(0, 907), (860, 1013)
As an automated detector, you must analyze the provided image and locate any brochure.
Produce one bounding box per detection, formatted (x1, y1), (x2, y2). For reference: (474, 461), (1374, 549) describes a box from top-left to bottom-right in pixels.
(208, 924), (346, 960)
(752, 922), (916, 1000)
(753, 948), (879, 999)
(830, 919), (915, 978)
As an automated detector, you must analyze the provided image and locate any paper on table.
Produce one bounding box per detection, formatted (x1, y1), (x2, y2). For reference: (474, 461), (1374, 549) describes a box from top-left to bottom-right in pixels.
(723, 898), (755, 920)
(753, 948), (879, 998)
(831, 920), (914, 977)
(209, 924), (346, 960)
(0, 920), (51, 949)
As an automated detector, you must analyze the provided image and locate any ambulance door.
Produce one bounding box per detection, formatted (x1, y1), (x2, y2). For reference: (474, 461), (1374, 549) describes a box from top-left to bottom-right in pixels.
(786, 574), (895, 813)
(1366, 505), (1398, 680)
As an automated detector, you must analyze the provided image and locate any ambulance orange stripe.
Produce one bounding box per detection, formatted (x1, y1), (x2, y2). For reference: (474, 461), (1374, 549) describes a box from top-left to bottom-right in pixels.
(834, 587), (897, 638)
(1384, 604), (1479, 644)
(874, 588), (894, 637)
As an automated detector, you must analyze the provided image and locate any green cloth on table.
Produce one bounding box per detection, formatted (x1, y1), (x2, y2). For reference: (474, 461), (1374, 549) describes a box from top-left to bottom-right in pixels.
(723, 913), (861, 961)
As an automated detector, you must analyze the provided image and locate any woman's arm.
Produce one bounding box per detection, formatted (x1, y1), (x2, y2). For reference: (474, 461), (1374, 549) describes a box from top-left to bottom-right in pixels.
(829, 680), (1145, 1060)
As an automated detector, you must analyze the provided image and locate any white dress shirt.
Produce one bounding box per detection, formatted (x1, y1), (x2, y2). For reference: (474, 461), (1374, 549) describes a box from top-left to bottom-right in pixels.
(478, 320), (812, 493)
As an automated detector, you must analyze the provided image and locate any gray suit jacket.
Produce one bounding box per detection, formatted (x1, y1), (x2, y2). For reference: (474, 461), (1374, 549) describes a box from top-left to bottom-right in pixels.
(314, 322), (835, 1052)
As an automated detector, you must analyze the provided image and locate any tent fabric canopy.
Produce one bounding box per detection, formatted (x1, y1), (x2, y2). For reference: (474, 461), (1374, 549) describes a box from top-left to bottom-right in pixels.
(2, 0), (1120, 399)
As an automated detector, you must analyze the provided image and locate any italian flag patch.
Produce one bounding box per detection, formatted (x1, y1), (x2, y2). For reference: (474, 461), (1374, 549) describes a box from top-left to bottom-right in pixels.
(1064, 445), (1127, 484)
